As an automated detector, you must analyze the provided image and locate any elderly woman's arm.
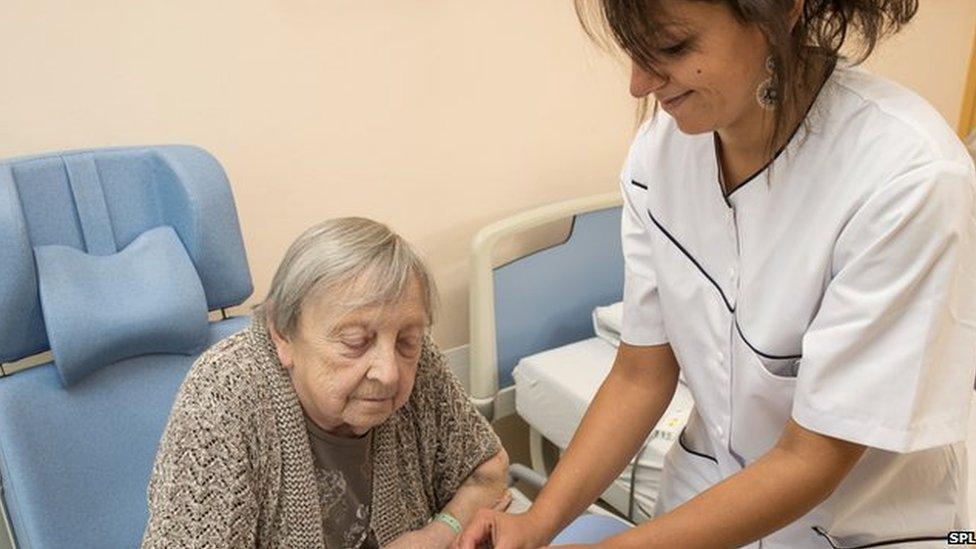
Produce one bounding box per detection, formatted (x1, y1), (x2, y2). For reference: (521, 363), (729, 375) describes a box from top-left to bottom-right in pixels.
(384, 337), (510, 549)
(142, 355), (262, 549)
(386, 449), (510, 549)
(441, 447), (510, 524)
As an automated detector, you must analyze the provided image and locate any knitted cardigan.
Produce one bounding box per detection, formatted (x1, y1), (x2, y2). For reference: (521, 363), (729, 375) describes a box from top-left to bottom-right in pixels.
(142, 317), (501, 548)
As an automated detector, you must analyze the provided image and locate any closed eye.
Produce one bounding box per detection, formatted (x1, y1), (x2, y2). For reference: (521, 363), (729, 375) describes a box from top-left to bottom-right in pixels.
(342, 338), (371, 352)
(397, 338), (421, 357)
(659, 41), (688, 56)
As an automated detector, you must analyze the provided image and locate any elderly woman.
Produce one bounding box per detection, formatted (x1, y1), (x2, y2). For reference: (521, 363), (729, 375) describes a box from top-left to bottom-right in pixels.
(142, 218), (509, 549)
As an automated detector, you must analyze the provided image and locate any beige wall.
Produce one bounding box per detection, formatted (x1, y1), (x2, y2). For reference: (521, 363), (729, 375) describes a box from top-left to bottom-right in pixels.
(863, 0), (976, 131)
(1, 1), (974, 349)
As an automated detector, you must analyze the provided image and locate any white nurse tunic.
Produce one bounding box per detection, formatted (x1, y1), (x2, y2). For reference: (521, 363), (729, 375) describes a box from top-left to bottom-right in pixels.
(619, 65), (976, 548)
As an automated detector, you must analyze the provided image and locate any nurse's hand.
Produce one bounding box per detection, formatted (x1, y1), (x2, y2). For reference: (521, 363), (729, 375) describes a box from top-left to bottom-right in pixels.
(453, 509), (551, 549)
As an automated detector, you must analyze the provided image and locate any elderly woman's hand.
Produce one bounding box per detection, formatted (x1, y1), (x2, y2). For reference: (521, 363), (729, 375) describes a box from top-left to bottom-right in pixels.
(454, 509), (552, 549)
(386, 488), (513, 549)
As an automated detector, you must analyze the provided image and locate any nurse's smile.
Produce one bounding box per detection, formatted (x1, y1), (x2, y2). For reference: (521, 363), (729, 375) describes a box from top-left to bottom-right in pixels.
(658, 90), (692, 114)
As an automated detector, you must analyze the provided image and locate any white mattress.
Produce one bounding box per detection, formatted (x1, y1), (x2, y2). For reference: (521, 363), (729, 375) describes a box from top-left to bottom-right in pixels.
(513, 337), (695, 519)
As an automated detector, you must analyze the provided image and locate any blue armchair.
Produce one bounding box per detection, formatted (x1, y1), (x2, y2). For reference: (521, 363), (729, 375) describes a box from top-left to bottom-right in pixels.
(0, 145), (252, 548)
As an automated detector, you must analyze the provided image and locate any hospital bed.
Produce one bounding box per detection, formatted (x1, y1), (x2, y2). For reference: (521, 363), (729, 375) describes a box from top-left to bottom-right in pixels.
(469, 192), (694, 524)
(0, 145), (253, 548)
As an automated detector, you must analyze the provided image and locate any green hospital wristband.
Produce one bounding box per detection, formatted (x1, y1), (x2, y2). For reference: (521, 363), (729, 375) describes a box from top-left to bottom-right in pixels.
(432, 512), (462, 535)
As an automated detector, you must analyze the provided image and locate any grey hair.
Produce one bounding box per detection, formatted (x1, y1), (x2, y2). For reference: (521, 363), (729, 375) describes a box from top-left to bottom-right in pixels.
(257, 217), (438, 338)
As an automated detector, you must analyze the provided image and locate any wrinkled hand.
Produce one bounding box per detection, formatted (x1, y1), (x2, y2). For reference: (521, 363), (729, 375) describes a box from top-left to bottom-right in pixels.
(492, 490), (514, 513)
(386, 491), (515, 549)
(452, 510), (550, 549)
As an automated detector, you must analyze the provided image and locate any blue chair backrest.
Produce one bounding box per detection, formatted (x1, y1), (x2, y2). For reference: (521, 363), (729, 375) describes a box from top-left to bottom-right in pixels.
(0, 145), (252, 549)
(492, 207), (623, 389)
(0, 145), (252, 364)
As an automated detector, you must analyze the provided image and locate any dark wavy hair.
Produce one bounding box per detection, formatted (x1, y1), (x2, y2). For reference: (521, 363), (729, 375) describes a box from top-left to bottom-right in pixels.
(576, 0), (918, 148)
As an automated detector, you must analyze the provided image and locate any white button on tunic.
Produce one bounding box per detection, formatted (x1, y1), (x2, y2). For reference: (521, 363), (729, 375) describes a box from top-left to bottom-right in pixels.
(619, 66), (976, 548)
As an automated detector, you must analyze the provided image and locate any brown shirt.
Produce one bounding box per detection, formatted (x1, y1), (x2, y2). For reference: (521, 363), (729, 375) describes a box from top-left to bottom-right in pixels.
(305, 416), (380, 549)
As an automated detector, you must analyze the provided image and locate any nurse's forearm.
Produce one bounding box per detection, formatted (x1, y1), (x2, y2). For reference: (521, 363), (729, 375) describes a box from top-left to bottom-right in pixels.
(601, 419), (866, 549)
(528, 343), (681, 542)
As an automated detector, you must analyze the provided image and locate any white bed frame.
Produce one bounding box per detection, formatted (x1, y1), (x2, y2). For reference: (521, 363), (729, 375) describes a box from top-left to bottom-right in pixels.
(467, 192), (650, 520)
(468, 191), (621, 420)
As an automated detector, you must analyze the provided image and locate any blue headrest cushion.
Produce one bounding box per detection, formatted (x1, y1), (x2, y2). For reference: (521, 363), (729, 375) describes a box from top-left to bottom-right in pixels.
(34, 226), (209, 386)
(0, 146), (254, 364)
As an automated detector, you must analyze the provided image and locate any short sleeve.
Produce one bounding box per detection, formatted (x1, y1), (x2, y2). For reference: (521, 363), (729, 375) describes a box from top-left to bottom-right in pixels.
(793, 160), (976, 453)
(619, 134), (669, 347)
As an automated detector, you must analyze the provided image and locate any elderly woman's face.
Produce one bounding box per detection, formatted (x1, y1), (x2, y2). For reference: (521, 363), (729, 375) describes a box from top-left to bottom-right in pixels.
(272, 277), (428, 437)
(628, 0), (770, 135)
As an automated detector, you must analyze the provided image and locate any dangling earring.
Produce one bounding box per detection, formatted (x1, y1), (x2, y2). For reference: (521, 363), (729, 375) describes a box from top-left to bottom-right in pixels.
(756, 55), (778, 110)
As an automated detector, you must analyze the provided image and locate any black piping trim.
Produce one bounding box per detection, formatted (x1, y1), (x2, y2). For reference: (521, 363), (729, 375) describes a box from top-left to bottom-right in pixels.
(635, 501), (653, 518)
(637, 186), (803, 360)
(677, 427), (718, 464)
(718, 59), (838, 202)
(734, 318), (801, 361)
(630, 180), (648, 190)
(716, 129), (788, 201)
(811, 527), (946, 549)
(642, 201), (735, 313)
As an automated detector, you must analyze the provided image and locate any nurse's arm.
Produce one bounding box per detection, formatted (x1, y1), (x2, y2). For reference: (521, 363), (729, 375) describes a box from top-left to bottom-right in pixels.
(596, 418), (866, 549)
(523, 343), (682, 542)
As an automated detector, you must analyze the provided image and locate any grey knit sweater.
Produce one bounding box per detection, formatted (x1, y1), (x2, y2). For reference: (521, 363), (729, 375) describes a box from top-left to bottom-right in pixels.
(142, 317), (500, 548)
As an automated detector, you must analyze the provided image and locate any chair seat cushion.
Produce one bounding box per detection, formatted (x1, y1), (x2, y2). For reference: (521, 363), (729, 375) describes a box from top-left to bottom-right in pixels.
(0, 316), (249, 549)
(34, 226), (209, 386)
(551, 514), (632, 544)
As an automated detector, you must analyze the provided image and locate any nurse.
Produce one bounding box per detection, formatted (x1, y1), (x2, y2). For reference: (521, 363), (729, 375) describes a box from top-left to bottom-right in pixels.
(458, 0), (975, 547)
